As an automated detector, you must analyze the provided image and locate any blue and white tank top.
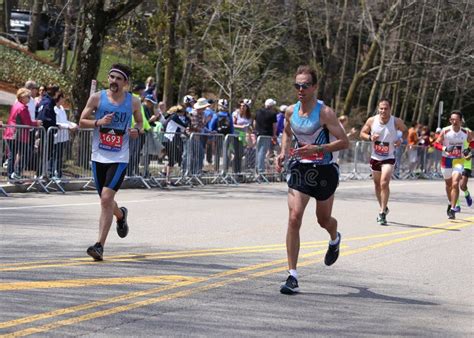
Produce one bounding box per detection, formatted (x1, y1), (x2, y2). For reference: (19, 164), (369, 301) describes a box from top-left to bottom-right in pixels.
(92, 90), (133, 163)
(290, 100), (337, 164)
(370, 115), (397, 160)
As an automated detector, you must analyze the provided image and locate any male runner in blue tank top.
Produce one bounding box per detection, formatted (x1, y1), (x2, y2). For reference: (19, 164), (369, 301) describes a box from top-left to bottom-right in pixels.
(79, 63), (143, 261)
(276, 65), (349, 294)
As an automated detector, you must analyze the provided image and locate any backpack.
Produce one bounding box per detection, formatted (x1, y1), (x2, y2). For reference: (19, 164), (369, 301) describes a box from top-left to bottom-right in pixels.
(216, 113), (231, 135)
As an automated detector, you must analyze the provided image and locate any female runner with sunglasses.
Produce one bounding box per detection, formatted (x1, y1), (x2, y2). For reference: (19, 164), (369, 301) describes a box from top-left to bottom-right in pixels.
(276, 65), (349, 294)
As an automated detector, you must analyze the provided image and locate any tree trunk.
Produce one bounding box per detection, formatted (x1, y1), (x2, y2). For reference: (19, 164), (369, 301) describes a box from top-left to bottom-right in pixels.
(399, 80), (411, 121)
(72, 0), (143, 114)
(413, 80), (424, 123)
(68, 0), (83, 72)
(367, 39), (386, 117)
(60, 0), (72, 73)
(162, 0), (179, 109)
(178, 0), (197, 100)
(27, 0), (44, 52)
(320, 0), (348, 105)
(0, 0), (12, 33)
(428, 69), (447, 129)
(336, 22), (350, 112)
(342, 0), (401, 116)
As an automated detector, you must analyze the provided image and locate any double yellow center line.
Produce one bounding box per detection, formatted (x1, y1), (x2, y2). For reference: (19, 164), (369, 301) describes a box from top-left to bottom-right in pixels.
(0, 218), (472, 337)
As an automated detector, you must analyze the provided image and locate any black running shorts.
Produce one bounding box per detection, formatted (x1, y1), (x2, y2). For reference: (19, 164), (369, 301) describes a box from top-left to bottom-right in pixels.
(462, 168), (472, 178)
(286, 161), (339, 201)
(91, 161), (128, 196)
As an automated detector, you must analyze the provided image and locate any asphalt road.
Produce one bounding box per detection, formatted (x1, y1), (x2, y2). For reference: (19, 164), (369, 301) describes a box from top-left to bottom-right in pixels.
(0, 180), (473, 337)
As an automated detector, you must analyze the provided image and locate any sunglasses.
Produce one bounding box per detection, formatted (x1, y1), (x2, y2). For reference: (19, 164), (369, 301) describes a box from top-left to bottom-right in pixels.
(294, 82), (312, 90)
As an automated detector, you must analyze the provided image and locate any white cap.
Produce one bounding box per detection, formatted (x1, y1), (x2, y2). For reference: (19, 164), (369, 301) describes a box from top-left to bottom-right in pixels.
(436, 127), (442, 133)
(265, 98), (276, 108)
(242, 98), (252, 107)
(183, 95), (195, 104)
(218, 98), (229, 109)
(279, 104), (288, 112)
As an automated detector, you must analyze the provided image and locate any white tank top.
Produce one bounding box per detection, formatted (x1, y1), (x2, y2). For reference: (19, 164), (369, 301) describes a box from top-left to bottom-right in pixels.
(442, 126), (468, 159)
(370, 115), (398, 160)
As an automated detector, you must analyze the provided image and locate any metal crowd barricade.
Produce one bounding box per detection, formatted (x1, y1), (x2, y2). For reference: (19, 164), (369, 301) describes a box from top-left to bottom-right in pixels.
(148, 131), (188, 186)
(216, 134), (243, 185)
(255, 135), (279, 183)
(0, 126), (8, 196)
(337, 140), (357, 181)
(184, 132), (225, 186)
(0, 124), (49, 192)
(201, 132), (227, 185)
(141, 129), (166, 187)
(224, 133), (259, 184)
(125, 132), (151, 189)
(73, 128), (95, 190)
(397, 143), (439, 180)
(39, 127), (95, 192)
(352, 141), (373, 179)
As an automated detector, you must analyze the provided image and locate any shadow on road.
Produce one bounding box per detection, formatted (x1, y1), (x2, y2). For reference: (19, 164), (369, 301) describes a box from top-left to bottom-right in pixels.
(301, 285), (438, 306)
(388, 221), (461, 231)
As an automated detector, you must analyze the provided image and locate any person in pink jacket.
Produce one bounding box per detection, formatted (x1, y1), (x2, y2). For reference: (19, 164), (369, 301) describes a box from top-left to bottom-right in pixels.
(3, 88), (42, 180)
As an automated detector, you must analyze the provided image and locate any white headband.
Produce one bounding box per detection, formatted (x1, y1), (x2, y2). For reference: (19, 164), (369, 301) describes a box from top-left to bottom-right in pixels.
(109, 68), (129, 81)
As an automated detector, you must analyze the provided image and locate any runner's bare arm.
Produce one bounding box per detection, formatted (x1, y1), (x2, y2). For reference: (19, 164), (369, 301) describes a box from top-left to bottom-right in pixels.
(280, 105), (294, 156)
(79, 93), (102, 128)
(359, 117), (374, 142)
(129, 96), (143, 139)
(132, 96), (143, 130)
(276, 105), (294, 170)
(319, 105), (349, 153)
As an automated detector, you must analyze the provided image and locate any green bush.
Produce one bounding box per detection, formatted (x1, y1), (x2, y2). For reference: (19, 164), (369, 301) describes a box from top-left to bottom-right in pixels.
(0, 44), (72, 94)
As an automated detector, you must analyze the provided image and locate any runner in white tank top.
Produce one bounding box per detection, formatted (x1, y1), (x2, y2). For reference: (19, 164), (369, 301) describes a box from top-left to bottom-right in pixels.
(360, 99), (407, 225)
(434, 111), (472, 220)
(370, 114), (398, 161)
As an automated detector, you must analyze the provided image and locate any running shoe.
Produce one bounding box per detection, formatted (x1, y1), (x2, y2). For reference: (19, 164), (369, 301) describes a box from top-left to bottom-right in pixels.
(453, 205), (461, 213)
(87, 242), (103, 261)
(446, 204), (451, 217)
(9, 173), (21, 181)
(280, 275), (300, 294)
(377, 212), (387, 226)
(465, 193), (472, 207)
(447, 208), (456, 220)
(384, 207), (389, 215)
(116, 207), (129, 238)
(324, 232), (341, 266)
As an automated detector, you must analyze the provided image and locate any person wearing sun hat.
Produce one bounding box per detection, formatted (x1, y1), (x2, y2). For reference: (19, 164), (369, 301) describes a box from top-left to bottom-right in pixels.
(188, 98), (212, 175)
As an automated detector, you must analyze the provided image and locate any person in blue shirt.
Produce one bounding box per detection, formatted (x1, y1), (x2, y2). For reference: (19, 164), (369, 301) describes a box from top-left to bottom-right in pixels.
(210, 99), (234, 135)
(209, 99), (238, 173)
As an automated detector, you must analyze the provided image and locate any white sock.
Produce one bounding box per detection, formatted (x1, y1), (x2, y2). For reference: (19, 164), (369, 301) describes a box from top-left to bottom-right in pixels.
(329, 233), (340, 245)
(289, 269), (298, 279)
